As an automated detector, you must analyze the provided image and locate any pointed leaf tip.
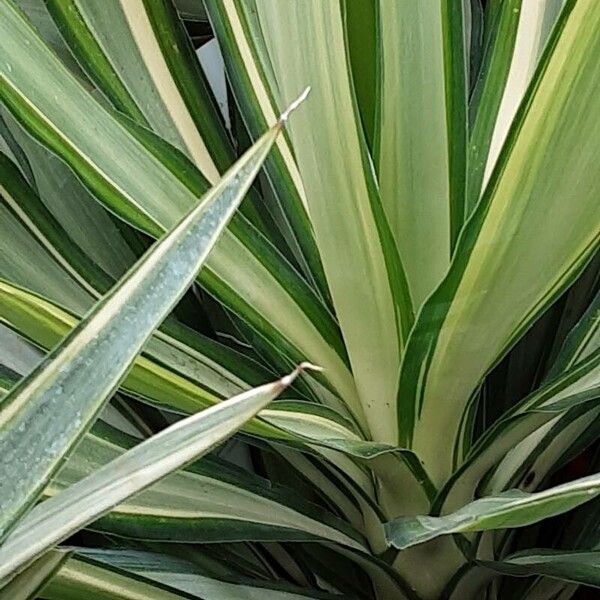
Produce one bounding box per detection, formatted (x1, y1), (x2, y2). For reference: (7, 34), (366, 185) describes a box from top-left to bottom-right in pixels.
(278, 87), (311, 124)
(277, 362), (323, 389)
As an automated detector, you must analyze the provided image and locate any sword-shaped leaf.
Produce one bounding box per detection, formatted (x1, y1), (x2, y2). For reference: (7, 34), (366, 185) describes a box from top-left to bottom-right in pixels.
(0, 364), (330, 582)
(0, 550), (70, 600)
(40, 548), (343, 600)
(376, 0), (467, 305)
(0, 0), (356, 413)
(0, 116), (282, 541)
(245, 0), (412, 444)
(398, 0), (600, 483)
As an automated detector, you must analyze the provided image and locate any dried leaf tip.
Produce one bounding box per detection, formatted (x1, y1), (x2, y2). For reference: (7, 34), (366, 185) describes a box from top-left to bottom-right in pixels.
(278, 87), (311, 125)
(278, 361), (323, 389)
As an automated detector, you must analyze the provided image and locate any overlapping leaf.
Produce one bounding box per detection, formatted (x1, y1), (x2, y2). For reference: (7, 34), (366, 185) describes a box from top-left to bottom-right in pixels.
(398, 0), (600, 483)
(0, 115), (280, 540)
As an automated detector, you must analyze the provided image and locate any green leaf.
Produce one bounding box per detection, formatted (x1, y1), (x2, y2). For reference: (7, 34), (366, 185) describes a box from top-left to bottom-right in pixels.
(0, 325), (41, 386)
(547, 290), (600, 379)
(0, 110), (35, 184)
(0, 364), (19, 398)
(0, 549), (70, 600)
(244, 0), (412, 444)
(398, 0), (600, 483)
(437, 348), (600, 515)
(467, 0), (521, 212)
(0, 0), (357, 415)
(480, 549), (600, 588)
(41, 548), (339, 600)
(441, 0), (469, 250)
(13, 0), (89, 81)
(345, 0), (377, 151)
(376, 0), (458, 305)
(45, 0), (227, 180)
(0, 157), (312, 414)
(0, 118), (281, 541)
(386, 472), (600, 550)
(0, 279), (368, 447)
(1, 109), (138, 280)
(0, 182), (94, 316)
(0, 364), (324, 581)
(45, 421), (364, 548)
(0, 353), (361, 549)
(39, 550), (202, 599)
(201, 1), (332, 301)
(477, 0), (566, 199)
(0, 150), (113, 308)
(46, 0), (324, 297)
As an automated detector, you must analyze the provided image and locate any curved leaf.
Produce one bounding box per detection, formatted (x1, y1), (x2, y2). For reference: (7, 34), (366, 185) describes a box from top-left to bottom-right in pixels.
(437, 348), (600, 514)
(398, 0), (600, 482)
(480, 549), (600, 588)
(0, 0), (358, 415)
(387, 473), (600, 550)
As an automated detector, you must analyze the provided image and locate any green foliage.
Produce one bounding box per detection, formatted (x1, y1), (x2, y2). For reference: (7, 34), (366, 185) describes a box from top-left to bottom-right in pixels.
(0, 0), (598, 598)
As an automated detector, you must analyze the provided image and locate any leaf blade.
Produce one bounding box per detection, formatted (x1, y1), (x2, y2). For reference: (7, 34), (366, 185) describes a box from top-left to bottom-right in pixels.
(398, 0), (600, 482)
(0, 115), (280, 539)
(0, 0), (357, 414)
(386, 472), (600, 550)
(480, 549), (600, 589)
(247, 0), (412, 443)
(0, 365), (327, 581)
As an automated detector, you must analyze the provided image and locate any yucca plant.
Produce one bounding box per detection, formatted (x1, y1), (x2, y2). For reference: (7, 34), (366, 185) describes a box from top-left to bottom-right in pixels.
(0, 0), (599, 598)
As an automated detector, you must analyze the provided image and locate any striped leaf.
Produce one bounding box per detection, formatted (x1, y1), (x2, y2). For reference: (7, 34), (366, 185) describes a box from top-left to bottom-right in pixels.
(46, 0), (327, 301)
(45, 0), (226, 180)
(0, 279), (376, 452)
(547, 290), (600, 379)
(40, 548), (341, 600)
(467, 0), (521, 212)
(376, 0), (467, 305)
(0, 0), (359, 417)
(201, 0), (331, 300)
(1, 109), (138, 280)
(477, 0), (566, 200)
(480, 549), (600, 589)
(13, 0), (89, 81)
(0, 550), (70, 600)
(437, 348), (600, 515)
(0, 119), (280, 540)
(398, 0), (600, 483)
(0, 355), (361, 550)
(0, 153), (315, 411)
(45, 422), (362, 548)
(243, 0), (412, 444)
(0, 282), (385, 511)
(386, 472), (600, 550)
(38, 549), (198, 600)
(0, 365), (326, 581)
